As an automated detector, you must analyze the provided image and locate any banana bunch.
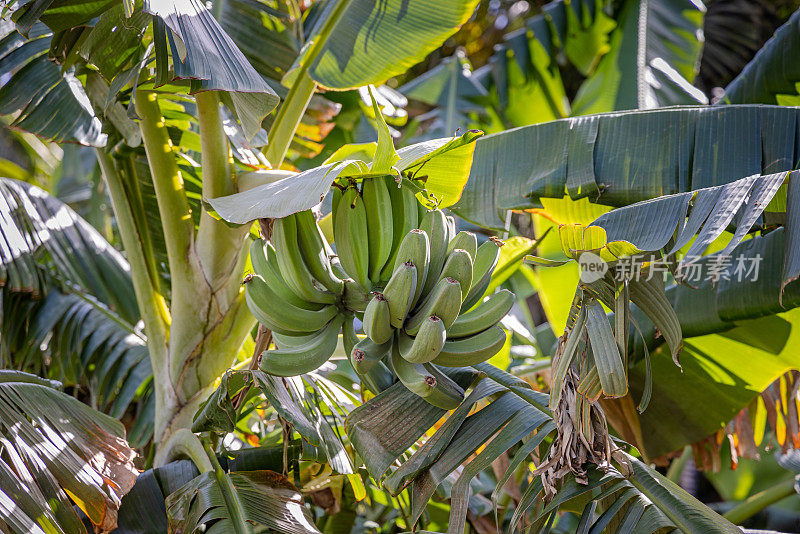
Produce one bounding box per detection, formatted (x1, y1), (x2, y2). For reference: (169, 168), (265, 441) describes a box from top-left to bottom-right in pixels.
(358, 208), (512, 409)
(244, 176), (515, 410)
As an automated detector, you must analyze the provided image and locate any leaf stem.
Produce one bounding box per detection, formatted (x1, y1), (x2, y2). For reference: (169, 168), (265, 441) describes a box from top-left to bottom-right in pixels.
(195, 90), (248, 289)
(134, 90), (195, 282)
(204, 440), (251, 534)
(263, 0), (354, 167)
(155, 428), (213, 472)
(95, 149), (174, 435)
(723, 477), (797, 525)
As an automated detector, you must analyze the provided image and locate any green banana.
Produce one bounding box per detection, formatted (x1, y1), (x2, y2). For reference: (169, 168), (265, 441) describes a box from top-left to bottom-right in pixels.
(462, 239), (502, 311)
(392, 229), (430, 307)
(245, 274), (338, 336)
(382, 261), (417, 328)
(391, 345), (464, 409)
(398, 316), (446, 363)
(447, 231), (478, 262)
(350, 336), (392, 374)
(438, 248), (473, 298)
(448, 289), (514, 338)
(445, 215), (456, 242)
(342, 278), (371, 314)
(341, 314), (359, 356)
(404, 277), (462, 335)
(333, 186), (371, 289)
(365, 361), (395, 393)
(249, 239), (324, 311)
(380, 177), (419, 281)
(363, 292), (393, 344)
(331, 184), (343, 215)
(431, 325), (507, 367)
(272, 215), (337, 305)
(295, 210), (344, 295)
(419, 209), (449, 295)
(421, 363), (465, 409)
(260, 315), (345, 376)
(362, 177), (394, 282)
(329, 253), (348, 280)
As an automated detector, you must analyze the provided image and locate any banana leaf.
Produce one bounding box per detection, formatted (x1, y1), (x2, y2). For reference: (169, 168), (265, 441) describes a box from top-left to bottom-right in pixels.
(451, 105), (800, 229)
(0, 370), (137, 533)
(166, 470), (319, 534)
(285, 0), (480, 91)
(722, 8), (800, 105)
(571, 0), (707, 114)
(143, 0), (279, 140)
(0, 21), (106, 146)
(629, 309), (800, 458)
(522, 458), (741, 533)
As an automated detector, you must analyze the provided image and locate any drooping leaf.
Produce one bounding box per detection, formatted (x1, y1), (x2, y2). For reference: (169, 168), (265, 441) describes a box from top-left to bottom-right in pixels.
(0, 371), (138, 533)
(452, 105), (800, 229)
(166, 469), (319, 534)
(288, 0), (481, 91)
(143, 0), (280, 140)
(0, 177), (138, 321)
(0, 22), (106, 146)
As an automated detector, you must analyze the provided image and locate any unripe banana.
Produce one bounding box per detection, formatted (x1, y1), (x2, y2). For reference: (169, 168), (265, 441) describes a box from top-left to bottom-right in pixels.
(334, 186), (371, 289)
(260, 315), (345, 376)
(350, 336), (392, 375)
(365, 361), (395, 394)
(363, 292), (393, 344)
(245, 274), (338, 336)
(398, 316), (446, 363)
(448, 289), (514, 338)
(342, 278), (371, 314)
(362, 177), (394, 282)
(380, 177), (419, 281)
(462, 239), (502, 311)
(447, 230), (478, 262)
(392, 229), (430, 307)
(383, 261), (417, 328)
(341, 314), (359, 356)
(445, 215), (456, 242)
(438, 248), (473, 298)
(295, 210), (344, 295)
(421, 363), (465, 409)
(404, 277), (462, 335)
(431, 325), (506, 367)
(419, 210), (448, 295)
(391, 344), (464, 409)
(329, 254), (348, 280)
(272, 215), (337, 305)
(250, 239), (324, 311)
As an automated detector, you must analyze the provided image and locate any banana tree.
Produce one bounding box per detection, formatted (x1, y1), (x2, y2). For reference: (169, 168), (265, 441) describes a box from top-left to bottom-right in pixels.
(3, 0), (800, 532)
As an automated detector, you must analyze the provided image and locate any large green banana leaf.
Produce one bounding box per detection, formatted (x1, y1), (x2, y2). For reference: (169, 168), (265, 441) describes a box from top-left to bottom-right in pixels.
(630, 309), (800, 458)
(571, 0), (707, 114)
(286, 0), (481, 91)
(207, 130), (482, 223)
(451, 104), (800, 229)
(722, 8), (800, 105)
(0, 370), (137, 533)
